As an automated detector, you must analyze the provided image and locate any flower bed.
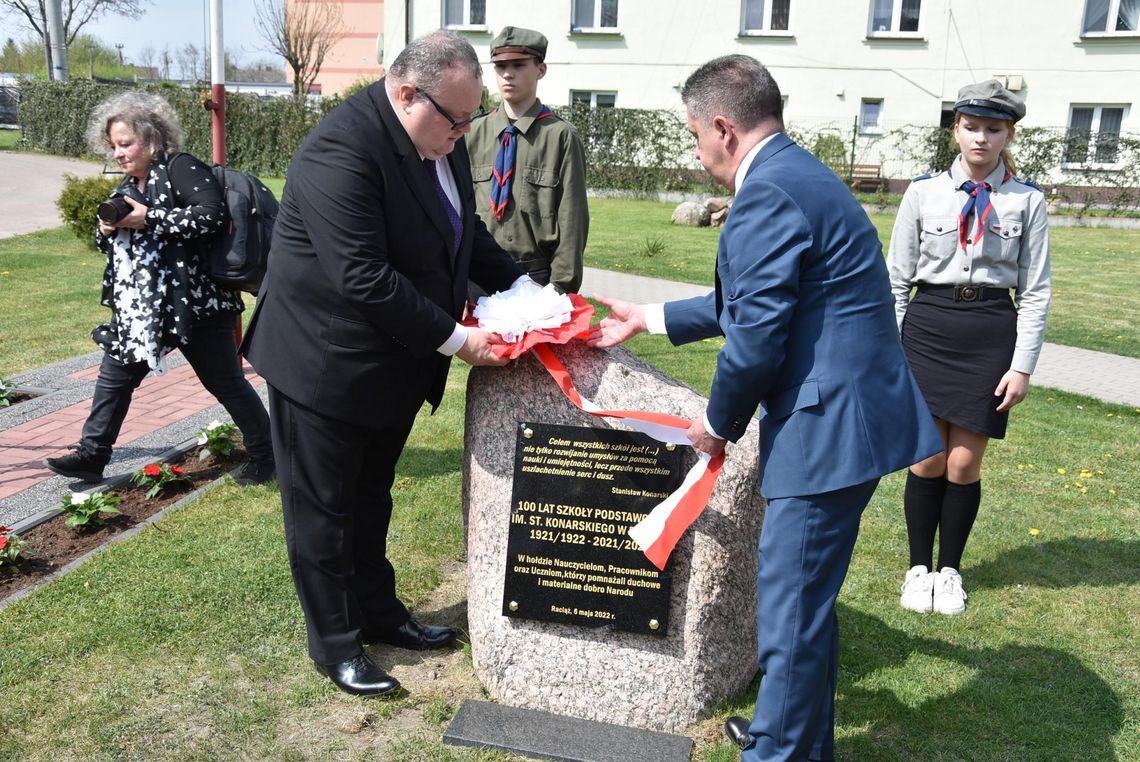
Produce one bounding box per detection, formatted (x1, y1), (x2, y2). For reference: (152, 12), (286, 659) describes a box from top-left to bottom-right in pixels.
(0, 444), (247, 604)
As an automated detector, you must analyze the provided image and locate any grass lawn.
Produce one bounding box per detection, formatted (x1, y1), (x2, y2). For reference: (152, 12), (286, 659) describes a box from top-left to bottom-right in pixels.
(0, 341), (1136, 760)
(0, 201), (1136, 757)
(0, 229), (254, 377)
(0, 129), (20, 151)
(585, 198), (1140, 359)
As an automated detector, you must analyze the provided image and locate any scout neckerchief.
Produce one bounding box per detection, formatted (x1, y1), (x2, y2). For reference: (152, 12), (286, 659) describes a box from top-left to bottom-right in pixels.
(958, 168), (1011, 250)
(489, 105), (554, 221)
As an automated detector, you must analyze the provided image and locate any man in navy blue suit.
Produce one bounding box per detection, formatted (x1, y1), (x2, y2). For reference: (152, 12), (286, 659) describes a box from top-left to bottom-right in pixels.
(589, 55), (942, 760)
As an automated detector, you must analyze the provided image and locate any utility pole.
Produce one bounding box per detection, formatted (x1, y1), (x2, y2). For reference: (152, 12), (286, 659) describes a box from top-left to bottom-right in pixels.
(115, 43), (124, 65)
(45, 0), (68, 80)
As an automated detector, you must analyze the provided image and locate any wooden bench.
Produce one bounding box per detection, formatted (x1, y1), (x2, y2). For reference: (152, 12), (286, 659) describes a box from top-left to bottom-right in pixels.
(849, 164), (884, 193)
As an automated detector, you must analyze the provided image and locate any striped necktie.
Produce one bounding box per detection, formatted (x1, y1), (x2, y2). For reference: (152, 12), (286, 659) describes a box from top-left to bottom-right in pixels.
(959, 180), (992, 251)
(489, 107), (554, 221)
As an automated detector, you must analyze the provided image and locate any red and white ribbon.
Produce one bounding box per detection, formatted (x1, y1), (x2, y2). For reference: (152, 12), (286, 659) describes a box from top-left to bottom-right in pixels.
(531, 344), (724, 570)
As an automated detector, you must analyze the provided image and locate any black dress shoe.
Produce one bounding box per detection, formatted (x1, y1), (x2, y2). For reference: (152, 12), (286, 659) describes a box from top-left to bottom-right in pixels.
(44, 449), (105, 482)
(724, 715), (751, 750)
(313, 653), (401, 697)
(366, 619), (456, 650)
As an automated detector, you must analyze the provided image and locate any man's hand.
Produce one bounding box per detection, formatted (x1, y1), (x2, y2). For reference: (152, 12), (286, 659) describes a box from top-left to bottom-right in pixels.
(994, 369), (1030, 412)
(456, 327), (509, 367)
(687, 415), (726, 457)
(586, 295), (648, 348)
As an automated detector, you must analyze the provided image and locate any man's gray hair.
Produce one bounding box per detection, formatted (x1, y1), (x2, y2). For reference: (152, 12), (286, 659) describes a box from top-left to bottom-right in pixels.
(388, 29), (482, 95)
(681, 54), (783, 131)
(86, 90), (183, 157)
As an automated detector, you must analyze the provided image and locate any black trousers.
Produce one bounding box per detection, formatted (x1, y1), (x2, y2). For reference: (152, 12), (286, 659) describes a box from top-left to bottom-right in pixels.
(79, 311), (272, 465)
(269, 384), (416, 665)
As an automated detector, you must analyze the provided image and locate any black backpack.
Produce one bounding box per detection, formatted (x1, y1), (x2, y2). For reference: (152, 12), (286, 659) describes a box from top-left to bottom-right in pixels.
(202, 164), (278, 293)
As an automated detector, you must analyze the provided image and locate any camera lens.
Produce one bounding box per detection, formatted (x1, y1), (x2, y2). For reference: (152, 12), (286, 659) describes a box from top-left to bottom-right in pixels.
(97, 197), (133, 224)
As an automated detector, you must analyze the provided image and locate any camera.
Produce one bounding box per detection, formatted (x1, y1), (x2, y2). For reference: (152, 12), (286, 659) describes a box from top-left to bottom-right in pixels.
(97, 196), (132, 224)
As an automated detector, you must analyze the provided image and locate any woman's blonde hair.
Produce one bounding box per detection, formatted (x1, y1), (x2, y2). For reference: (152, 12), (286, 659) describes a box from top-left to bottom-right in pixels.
(952, 111), (1017, 176)
(86, 91), (183, 158)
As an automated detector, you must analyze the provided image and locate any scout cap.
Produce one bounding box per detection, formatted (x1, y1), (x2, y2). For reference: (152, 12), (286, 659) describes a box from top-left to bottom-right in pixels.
(490, 26), (547, 62)
(953, 80), (1026, 122)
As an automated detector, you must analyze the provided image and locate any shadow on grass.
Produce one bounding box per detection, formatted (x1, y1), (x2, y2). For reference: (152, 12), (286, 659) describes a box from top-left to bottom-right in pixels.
(397, 446), (463, 479)
(838, 604), (1122, 760)
(968, 538), (1140, 590)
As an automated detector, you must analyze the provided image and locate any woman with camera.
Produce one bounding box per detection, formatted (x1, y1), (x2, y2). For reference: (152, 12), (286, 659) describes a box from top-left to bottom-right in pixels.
(43, 91), (274, 486)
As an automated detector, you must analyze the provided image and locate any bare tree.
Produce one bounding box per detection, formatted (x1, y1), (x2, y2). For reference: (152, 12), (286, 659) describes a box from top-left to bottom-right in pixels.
(176, 42), (200, 82)
(138, 43), (155, 77)
(0, 0), (148, 71)
(254, 0), (342, 97)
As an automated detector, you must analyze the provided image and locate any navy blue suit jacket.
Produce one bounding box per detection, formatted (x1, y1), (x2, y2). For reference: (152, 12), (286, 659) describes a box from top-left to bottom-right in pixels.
(665, 133), (942, 499)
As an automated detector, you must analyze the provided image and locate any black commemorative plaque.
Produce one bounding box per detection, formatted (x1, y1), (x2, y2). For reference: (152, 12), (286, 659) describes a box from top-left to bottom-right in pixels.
(502, 421), (685, 636)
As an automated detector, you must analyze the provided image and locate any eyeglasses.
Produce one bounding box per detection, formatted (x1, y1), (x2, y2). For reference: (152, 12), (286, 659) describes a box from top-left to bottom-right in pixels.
(415, 87), (487, 131)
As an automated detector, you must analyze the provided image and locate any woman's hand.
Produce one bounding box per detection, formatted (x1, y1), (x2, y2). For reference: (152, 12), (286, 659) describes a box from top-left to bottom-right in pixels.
(113, 196), (149, 230)
(994, 370), (1030, 412)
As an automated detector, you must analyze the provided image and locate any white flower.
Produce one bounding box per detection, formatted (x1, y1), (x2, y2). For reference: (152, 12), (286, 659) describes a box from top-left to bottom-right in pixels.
(207, 420), (223, 430)
(69, 491), (90, 505)
(197, 432), (209, 445)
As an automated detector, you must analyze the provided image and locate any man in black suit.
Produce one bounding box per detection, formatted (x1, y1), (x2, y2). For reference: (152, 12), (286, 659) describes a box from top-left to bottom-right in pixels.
(242, 31), (527, 697)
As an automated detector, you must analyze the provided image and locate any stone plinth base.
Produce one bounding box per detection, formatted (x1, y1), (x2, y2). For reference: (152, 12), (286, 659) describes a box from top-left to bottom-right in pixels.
(463, 342), (763, 732)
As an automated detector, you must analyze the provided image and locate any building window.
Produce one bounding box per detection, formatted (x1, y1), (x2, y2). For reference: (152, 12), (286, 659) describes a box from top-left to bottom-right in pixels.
(571, 90), (617, 108)
(868, 0), (921, 36)
(443, 0), (486, 28)
(1064, 105), (1127, 166)
(1081, 0), (1140, 35)
(860, 99), (883, 133)
(572, 0), (619, 31)
(742, 0), (792, 34)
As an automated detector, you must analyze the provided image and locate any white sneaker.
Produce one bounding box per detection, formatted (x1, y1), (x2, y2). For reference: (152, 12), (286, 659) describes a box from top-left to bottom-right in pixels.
(933, 568), (968, 615)
(899, 565), (934, 612)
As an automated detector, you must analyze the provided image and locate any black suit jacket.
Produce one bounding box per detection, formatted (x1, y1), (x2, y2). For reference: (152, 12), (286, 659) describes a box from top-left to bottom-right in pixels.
(242, 79), (525, 428)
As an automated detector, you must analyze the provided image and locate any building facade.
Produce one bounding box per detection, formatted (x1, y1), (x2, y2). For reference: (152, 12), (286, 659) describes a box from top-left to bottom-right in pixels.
(286, 0), (384, 95)
(382, 1), (1138, 182)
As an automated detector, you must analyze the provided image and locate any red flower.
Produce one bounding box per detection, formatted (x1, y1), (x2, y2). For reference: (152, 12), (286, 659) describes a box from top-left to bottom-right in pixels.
(144, 464), (162, 477)
(172, 466), (185, 477)
(0, 525), (9, 534)
(0, 535), (7, 550)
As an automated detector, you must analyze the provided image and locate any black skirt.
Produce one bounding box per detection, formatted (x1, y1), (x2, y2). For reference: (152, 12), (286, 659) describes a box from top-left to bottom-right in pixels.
(901, 291), (1017, 439)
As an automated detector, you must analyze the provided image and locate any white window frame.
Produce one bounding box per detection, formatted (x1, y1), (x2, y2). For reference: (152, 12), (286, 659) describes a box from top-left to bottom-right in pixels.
(867, 0), (923, 38)
(442, 0), (487, 31)
(860, 98), (884, 134)
(570, 0), (621, 33)
(1080, 0), (1140, 36)
(570, 90), (617, 108)
(740, 0), (794, 36)
(1062, 104), (1130, 169)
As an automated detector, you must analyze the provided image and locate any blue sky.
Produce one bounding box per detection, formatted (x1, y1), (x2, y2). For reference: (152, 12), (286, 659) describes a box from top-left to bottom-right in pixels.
(73, 0), (266, 67)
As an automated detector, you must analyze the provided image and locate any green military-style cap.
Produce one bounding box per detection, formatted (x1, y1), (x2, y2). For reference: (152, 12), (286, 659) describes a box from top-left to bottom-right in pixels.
(490, 26), (547, 62)
(954, 79), (1026, 123)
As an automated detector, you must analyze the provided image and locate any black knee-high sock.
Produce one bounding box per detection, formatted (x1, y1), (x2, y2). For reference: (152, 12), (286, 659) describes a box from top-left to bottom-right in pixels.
(904, 470), (946, 569)
(938, 479), (981, 571)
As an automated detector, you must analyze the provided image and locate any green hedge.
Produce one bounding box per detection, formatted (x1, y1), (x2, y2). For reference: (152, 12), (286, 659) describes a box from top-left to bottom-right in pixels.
(56, 173), (118, 248)
(18, 79), (340, 177)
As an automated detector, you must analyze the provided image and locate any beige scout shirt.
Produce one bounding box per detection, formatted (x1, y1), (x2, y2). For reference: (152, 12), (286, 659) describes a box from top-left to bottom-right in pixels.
(887, 157), (1052, 374)
(467, 100), (589, 294)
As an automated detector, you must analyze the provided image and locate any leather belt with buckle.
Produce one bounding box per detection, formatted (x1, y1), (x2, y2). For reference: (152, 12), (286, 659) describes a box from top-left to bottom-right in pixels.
(916, 284), (1010, 302)
(957, 286), (979, 301)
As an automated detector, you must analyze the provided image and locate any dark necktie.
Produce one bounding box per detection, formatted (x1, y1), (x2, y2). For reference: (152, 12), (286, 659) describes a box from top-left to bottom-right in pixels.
(959, 180), (992, 251)
(489, 107), (554, 221)
(425, 157), (463, 255)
